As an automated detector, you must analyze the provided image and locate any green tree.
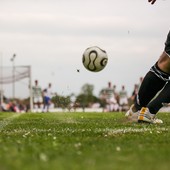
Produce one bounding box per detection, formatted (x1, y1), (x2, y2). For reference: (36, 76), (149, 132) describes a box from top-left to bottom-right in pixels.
(52, 95), (70, 109)
(76, 83), (99, 108)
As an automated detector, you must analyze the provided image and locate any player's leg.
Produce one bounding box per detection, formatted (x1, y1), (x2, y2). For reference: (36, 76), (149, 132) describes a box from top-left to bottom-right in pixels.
(46, 98), (51, 112)
(126, 59), (169, 118)
(135, 31), (170, 110)
(37, 96), (43, 111)
(138, 82), (170, 124)
(42, 96), (47, 112)
(147, 81), (170, 114)
(33, 97), (39, 112)
(134, 61), (169, 111)
(36, 97), (43, 113)
(138, 31), (170, 123)
(126, 31), (170, 121)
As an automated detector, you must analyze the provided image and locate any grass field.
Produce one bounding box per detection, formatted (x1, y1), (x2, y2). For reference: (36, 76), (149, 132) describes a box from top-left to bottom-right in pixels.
(0, 111), (170, 170)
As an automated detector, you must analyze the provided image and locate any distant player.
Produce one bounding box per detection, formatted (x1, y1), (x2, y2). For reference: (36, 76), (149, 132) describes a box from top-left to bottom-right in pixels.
(100, 82), (119, 112)
(32, 80), (43, 112)
(42, 83), (54, 112)
(126, 0), (170, 123)
(119, 85), (128, 112)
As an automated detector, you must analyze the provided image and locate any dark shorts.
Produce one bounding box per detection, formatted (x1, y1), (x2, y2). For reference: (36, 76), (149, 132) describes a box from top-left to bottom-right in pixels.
(44, 96), (51, 105)
(165, 31), (170, 56)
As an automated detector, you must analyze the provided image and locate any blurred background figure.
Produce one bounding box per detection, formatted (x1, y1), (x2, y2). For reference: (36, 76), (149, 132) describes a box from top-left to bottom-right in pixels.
(119, 85), (128, 111)
(42, 83), (55, 112)
(32, 80), (43, 112)
(130, 84), (139, 104)
(100, 82), (119, 112)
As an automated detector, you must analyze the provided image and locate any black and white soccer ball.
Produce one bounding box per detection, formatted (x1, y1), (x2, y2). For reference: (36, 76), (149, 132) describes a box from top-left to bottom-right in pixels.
(82, 46), (108, 72)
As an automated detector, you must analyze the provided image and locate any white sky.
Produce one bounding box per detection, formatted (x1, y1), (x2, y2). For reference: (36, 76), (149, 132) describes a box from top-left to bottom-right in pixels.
(0, 0), (169, 98)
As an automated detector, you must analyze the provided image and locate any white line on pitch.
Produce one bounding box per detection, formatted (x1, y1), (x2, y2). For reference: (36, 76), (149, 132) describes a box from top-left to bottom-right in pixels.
(0, 113), (22, 132)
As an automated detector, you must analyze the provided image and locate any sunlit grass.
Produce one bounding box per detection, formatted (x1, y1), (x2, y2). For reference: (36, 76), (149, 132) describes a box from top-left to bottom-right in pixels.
(0, 111), (170, 170)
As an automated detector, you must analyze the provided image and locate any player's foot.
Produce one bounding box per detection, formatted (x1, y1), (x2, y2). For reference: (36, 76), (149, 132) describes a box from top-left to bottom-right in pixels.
(125, 104), (139, 122)
(138, 107), (163, 124)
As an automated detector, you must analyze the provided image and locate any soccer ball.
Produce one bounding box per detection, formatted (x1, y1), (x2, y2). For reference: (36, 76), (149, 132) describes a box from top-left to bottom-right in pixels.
(82, 46), (108, 72)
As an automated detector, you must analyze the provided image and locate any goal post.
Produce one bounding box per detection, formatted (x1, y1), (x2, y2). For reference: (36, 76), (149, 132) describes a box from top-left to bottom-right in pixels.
(0, 65), (33, 112)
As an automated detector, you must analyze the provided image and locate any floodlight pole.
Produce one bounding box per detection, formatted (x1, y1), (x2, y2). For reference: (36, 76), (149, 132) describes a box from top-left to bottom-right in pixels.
(29, 66), (33, 112)
(11, 54), (16, 99)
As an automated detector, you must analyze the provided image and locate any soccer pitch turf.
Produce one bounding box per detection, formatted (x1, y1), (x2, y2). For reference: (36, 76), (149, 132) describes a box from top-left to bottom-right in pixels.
(0, 112), (170, 170)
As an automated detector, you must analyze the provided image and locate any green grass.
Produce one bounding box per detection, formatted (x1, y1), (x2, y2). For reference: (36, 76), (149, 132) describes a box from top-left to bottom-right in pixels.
(0, 111), (170, 170)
